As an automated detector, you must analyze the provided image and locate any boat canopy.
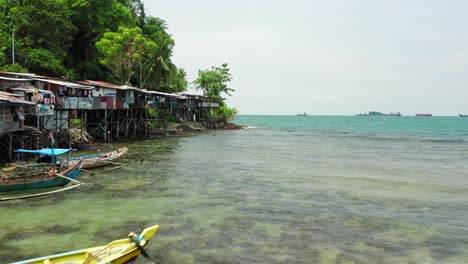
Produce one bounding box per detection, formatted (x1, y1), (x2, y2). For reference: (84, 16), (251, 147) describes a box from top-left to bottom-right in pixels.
(15, 148), (72, 156)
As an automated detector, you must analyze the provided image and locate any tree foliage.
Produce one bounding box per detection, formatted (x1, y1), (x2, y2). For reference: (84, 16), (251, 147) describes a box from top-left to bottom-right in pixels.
(1, 0), (76, 76)
(160, 68), (188, 93)
(136, 17), (179, 92)
(66, 0), (134, 79)
(193, 63), (234, 97)
(96, 26), (155, 85)
(217, 104), (238, 122)
(0, 0), (11, 67)
(193, 63), (237, 121)
(118, 0), (146, 27)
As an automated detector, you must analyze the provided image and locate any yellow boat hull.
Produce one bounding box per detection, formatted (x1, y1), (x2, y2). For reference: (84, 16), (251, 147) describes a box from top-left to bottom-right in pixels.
(12, 225), (159, 264)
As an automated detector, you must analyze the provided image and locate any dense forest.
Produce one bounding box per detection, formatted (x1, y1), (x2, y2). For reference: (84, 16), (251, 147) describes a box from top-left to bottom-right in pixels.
(0, 0), (187, 93)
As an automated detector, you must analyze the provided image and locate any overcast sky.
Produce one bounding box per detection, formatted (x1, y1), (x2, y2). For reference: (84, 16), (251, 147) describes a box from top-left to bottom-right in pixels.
(145, 0), (468, 116)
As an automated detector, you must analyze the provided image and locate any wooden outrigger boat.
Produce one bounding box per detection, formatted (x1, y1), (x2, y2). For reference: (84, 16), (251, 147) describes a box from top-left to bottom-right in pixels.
(1, 148), (83, 192)
(1, 132), (84, 198)
(12, 224), (160, 264)
(66, 147), (128, 169)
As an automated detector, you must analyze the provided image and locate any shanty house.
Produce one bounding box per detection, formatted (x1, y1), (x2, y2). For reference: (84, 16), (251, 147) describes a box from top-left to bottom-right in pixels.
(0, 91), (35, 130)
(77, 80), (132, 110)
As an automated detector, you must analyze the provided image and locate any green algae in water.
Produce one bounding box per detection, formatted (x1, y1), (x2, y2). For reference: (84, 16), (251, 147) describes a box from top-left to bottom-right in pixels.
(2, 117), (468, 263)
(104, 178), (150, 191)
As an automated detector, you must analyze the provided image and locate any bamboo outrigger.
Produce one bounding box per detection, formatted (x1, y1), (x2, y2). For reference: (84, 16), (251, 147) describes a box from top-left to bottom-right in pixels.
(11, 224), (160, 264)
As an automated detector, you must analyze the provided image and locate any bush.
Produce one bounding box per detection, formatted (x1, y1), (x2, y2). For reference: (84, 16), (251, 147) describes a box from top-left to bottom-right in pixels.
(1, 63), (29, 73)
(216, 105), (238, 123)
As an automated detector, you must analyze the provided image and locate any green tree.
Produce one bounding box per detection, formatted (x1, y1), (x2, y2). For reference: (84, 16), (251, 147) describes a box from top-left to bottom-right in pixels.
(1, 62), (27, 73)
(66, 0), (134, 80)
(96, 26), (156, 85)
(0, 0), (76, 76)
(0, 0), (11, 67)
(193, 63), (234, 97)
(138, 17), (179, 91)
(160, 68), (188, 93)
(117, 0), (146, 27)
(193, 63), (237, 122)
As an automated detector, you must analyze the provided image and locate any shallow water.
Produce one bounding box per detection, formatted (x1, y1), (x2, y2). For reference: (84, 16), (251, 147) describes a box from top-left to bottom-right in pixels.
(1, 116), (468, 263)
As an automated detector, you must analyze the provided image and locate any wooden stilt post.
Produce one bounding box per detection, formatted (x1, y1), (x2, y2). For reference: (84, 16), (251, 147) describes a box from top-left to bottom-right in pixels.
(8, 132), (13, 161)
(126, 108), (130, 138)
(80, 110), (84, 142)
(145, 109), (148, 137)
(85, 110), (87, 139)
(68, 110), (71, 147)
(116, 110), (120, 139)
(104, 109), (108, 142)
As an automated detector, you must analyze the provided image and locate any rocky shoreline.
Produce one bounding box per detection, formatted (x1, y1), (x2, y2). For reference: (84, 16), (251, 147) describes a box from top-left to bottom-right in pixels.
(68, 122), (244, 150)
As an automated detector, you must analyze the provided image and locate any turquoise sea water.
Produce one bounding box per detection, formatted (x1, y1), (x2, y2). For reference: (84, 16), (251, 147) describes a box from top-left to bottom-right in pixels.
(1, 115), (468, 263)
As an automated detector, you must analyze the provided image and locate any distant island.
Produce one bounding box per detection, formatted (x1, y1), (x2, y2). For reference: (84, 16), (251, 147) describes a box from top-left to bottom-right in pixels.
(356, 111), (401, 116)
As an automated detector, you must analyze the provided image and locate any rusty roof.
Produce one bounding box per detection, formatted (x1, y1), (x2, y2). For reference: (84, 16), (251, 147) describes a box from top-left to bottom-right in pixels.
(0, 91), (35, 106)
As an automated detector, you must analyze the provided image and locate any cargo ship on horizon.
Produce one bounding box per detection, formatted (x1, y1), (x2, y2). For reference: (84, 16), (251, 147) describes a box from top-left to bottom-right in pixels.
(415, 113), (432, 117)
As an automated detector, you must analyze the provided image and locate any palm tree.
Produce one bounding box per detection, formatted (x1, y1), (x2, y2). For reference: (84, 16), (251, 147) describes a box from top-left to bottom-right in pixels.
(138, 17), (176, 90)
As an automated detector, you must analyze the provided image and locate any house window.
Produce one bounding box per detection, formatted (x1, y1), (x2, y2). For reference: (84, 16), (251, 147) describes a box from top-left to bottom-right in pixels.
(0, 106), (12, 122)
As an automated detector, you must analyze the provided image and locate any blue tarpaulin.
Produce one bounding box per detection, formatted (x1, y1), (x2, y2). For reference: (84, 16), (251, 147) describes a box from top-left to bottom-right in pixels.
(15, 148), (72, 156)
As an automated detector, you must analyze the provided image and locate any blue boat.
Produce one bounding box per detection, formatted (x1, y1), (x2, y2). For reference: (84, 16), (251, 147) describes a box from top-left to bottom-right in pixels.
(0, 149), (82, 192)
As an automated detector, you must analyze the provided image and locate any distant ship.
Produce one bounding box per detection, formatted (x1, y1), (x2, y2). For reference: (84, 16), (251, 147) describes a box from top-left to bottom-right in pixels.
(415, 114), (432, 117)
(355, 112), (368, 116)
(460, 114), (468, 117)
(297, 112), (307, 116)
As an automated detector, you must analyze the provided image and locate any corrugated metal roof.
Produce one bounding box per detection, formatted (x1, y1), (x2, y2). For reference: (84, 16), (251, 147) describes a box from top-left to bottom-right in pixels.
(0, 91), (20, 97)
(9, 87), (30, 91)
(0, 71), (50, 79)
(0, 76), (31, 81)
(78, 80), (128, 90)
(8, 85), (35, 90)
(10, 87), (54, 94)
(33, 78), (94, 89)
(145, 90), (178, 97)
(179, 93), (211, 99)
(0, 91), (35, 106)
(123, 86), (146, 92)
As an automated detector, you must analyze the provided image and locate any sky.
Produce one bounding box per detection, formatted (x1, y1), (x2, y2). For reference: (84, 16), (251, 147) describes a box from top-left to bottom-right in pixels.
(145, 0), (468, 116)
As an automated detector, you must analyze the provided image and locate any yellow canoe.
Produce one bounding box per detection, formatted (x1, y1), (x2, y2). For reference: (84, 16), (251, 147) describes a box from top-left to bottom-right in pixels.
(12, 225), (159, 264)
